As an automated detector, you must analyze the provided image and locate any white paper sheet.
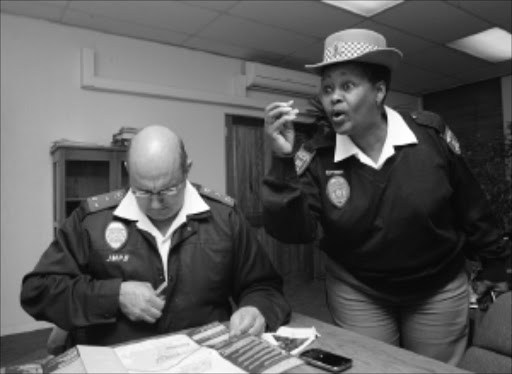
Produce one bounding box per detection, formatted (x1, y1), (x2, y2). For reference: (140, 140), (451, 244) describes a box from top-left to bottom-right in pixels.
(114, 333), (245, 373)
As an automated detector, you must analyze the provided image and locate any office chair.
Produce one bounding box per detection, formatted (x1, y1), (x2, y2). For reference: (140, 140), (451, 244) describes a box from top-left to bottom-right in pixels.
(458, 291), (511, 373)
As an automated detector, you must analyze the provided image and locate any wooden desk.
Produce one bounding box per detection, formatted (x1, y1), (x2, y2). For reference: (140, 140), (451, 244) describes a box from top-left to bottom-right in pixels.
(1, 313), (471, 373)
(288, 313), (470, 373)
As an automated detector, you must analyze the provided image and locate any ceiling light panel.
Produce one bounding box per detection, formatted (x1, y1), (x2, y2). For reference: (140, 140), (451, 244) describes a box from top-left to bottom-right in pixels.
(447, 27), (512, 63)
(321, 0), (403, 17)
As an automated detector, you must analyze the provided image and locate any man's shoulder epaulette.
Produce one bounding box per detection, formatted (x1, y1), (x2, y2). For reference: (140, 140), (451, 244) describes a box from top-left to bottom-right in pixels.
(85, 189), (126, 214)
(409, 110), (444, 134)
(197, 185), (235, 207)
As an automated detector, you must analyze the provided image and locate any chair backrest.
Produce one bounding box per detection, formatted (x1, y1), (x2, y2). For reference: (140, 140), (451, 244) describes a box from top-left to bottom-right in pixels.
(458, 292), (512, 373)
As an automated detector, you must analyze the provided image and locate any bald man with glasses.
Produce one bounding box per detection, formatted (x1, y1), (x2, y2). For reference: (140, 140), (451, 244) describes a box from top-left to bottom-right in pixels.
(21, 125), (290, 351)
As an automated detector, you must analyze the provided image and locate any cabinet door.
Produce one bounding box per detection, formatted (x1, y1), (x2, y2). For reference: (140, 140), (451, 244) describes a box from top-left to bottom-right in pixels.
(65, 159), (110, 216)
(52, 146), (127, 230)
(112, 150), (129, 190)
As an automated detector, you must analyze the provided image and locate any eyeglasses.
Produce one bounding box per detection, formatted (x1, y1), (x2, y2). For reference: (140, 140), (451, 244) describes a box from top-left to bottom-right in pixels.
(132, 181), (185, 199)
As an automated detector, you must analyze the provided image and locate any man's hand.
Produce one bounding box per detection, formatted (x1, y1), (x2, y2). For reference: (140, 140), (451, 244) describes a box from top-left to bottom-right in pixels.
(119, 281), (165, 323)
(229, 306), (266, 338)
(264, 100), (298, 156)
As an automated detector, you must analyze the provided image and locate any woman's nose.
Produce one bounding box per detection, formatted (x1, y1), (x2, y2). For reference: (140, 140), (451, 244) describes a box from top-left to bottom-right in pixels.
(331, 89), (343, 103)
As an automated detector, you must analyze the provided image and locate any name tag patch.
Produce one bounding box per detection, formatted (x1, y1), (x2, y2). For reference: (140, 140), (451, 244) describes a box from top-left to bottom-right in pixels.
(106, 254), (130, 262)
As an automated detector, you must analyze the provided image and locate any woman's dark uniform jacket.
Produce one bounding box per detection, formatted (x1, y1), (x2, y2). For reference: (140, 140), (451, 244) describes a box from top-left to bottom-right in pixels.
(20, 185), (290, 346)
(262, 110), (510, 296)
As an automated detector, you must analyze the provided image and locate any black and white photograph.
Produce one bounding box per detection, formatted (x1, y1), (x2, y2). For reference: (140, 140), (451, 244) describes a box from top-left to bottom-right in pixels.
(1, 1), (511, 373)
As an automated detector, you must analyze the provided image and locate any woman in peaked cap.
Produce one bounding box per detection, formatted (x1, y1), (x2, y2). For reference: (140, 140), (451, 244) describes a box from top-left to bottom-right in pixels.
(261, 29), (510, 364)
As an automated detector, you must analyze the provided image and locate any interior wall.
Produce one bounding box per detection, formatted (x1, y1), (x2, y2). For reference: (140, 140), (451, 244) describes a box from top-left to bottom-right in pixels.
(0, 13), (420, 335)
(422, 76), (511, 233)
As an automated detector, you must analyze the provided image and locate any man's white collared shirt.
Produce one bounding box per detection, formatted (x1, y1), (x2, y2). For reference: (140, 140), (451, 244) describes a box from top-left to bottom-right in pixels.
(113, 181), (209, 280)
(334, 106), (418, 169)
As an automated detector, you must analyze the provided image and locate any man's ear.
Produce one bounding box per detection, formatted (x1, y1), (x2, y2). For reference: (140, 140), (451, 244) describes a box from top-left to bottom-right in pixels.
(124, 161), (129, 174)
(186, 159), (193, 174)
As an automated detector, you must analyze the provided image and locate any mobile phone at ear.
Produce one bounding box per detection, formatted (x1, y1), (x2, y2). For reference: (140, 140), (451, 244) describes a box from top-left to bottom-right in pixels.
(299, 348), (353, 372)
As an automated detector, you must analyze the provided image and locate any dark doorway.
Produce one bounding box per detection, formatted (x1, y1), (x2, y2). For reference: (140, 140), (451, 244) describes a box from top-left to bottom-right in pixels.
(225, 114), (319, 283)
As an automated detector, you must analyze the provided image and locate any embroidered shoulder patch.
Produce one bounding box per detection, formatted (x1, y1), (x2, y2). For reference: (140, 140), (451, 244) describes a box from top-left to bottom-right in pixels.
(443, 126), (461, 155)
(86, 189), (125, 213)
(198, 186), (235, 207)
(294, 146), (316, 176)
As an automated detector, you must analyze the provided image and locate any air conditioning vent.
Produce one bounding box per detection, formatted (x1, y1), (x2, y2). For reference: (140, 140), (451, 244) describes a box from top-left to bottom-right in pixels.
(245, 62), (320, 98)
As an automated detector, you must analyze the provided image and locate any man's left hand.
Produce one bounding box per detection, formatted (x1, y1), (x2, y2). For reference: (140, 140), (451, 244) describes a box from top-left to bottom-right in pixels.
(229, 306), (265, 338)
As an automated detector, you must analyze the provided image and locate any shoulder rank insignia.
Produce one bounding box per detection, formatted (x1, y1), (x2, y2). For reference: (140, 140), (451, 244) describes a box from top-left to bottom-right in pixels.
(443, 126), (461, 155)
(86, 189), (126, 213)
(294, 145), (316, 176)
(198, 186), (235, 207)
(410, 110), (443, 132)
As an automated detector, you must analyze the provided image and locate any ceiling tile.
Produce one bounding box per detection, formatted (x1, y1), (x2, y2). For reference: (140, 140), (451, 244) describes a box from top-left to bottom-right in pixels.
(183, 1), (239, 12)
(355, 20), (437, 57)
(62, 9), (190, 46)
(184, 36), (284, 64)
(2, 0), (509, 97)
(406, 45), (491, 76)
(412, 76), (464, 95)
(197, 14), (316, 55)
(387, 80), (418, 95)
(0, 0), (65, 21)
(392, 63), (448, 91)
(452, 60), (512, 83)
(276, 56), (319, 74)
(228, 0), (364, 38)
(286, 40), (324, 63)
(448, 0), (512, 32)
(372, 0), (492, 43)
(68, 0), (220, 35)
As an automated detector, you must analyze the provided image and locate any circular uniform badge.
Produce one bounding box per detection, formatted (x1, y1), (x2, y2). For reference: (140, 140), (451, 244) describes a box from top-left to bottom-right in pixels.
(105, 221), (128, 250)
(326, 175), (350, 208)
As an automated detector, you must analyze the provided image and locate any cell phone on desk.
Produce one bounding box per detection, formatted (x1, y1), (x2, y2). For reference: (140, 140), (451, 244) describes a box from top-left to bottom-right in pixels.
(300, 348), (352, 372)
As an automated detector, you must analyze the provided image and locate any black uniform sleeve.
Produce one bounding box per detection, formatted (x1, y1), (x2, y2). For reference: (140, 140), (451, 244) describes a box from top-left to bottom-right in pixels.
(261, 154), (322, 244)
(442, 121), (510, 282)
(229, 205), (291, 331)
(20, 208), (122, 330)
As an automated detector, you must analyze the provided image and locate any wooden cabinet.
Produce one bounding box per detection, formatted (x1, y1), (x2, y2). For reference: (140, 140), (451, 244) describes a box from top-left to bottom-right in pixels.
(51, 143), (128, 230)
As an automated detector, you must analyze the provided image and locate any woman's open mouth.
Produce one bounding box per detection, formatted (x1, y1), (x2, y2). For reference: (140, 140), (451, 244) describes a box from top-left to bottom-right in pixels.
(332, 110), (346, 122)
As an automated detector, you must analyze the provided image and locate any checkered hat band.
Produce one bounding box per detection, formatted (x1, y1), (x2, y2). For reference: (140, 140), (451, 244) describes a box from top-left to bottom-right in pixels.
(324, 41), (379, 62)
